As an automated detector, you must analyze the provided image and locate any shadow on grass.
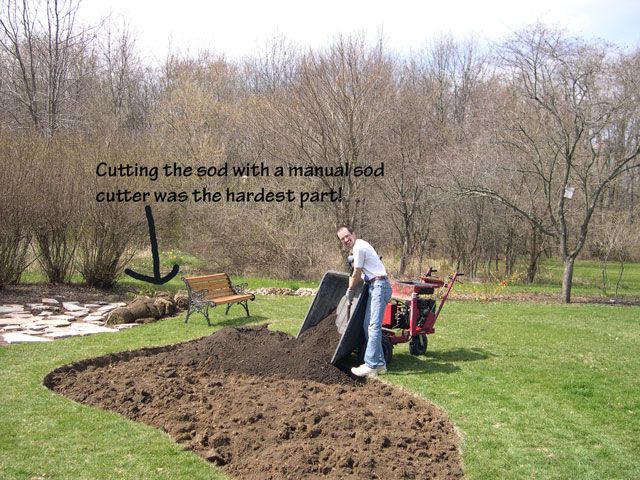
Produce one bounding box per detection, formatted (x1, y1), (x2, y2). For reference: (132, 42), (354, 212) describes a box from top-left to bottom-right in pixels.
(390, 347), (494, 375)
(426, 347), (494, 363)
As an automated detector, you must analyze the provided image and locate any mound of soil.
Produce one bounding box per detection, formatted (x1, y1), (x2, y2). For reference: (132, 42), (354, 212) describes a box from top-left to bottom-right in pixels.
(45, 316), (463, 479)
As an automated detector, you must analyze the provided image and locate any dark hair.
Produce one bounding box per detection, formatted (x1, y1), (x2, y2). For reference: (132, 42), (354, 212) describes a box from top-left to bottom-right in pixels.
(336, 224), (353, 235)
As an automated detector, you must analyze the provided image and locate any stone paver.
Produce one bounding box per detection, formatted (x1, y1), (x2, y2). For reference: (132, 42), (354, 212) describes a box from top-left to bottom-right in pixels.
(35, 319), (72, 327)
(114, 323), (140, 330)
(62, 302), (85, 311)
(0, 318), (32, 326)
(3, 332), (53, 343)
(1, 299), (164, 345)
(0, 305), (25, 315)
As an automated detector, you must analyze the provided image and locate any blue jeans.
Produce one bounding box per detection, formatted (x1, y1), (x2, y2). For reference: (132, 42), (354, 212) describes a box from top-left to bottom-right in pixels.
(363, 279), (392, 368)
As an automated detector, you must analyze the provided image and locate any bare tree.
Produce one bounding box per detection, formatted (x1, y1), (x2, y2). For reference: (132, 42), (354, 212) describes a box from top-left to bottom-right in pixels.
(257, 35), (394, 232)
(0, 0), (91, 135)
(461, 25), (640, 302)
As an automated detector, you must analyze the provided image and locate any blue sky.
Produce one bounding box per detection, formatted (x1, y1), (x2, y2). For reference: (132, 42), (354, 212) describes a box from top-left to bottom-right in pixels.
(80, 0), (640, 61)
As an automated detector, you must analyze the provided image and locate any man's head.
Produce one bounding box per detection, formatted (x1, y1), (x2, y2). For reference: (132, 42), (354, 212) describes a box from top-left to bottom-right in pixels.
(337, 225), (356, 248)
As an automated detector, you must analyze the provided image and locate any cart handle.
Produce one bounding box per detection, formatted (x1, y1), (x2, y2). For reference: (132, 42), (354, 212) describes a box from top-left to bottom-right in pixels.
(434, 272), (463, 320)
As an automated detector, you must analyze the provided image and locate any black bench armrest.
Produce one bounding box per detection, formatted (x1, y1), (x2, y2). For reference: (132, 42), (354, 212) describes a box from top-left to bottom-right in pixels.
(191, 288), (209, 302)
(231, 282), (249, 295)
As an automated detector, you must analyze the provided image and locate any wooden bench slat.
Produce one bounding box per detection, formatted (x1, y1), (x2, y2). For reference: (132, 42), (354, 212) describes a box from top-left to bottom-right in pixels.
(203, 290), (235, 299)
(190, 284), (231, 291)
(187, 279), (231, 287)
(207, 293), (254, 304)
(184, 273), (228, 282)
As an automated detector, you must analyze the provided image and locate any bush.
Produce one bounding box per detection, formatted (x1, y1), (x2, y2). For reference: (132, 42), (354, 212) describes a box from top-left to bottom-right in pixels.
(0, 132), (36, 287)
(30, 138), (85, 283)
(77, 202), (145, 289)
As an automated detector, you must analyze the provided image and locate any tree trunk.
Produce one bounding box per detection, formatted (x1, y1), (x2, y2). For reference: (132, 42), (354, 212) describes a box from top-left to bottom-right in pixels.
(562, 256), (576, 303)
(399, 251), (407, 276)
(526, 227), (542, 283)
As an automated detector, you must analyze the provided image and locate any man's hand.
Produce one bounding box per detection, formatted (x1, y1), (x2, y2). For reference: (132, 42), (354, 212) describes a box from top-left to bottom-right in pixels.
(345, 288), (356, 305)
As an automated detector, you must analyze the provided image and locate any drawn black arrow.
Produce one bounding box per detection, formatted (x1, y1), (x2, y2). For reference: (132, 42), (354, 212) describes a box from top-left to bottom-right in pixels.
(124, 205), (180, 285)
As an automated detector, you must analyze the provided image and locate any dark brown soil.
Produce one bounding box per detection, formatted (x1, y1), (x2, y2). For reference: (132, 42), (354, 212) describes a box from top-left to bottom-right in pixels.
(45, 315), (463, 479)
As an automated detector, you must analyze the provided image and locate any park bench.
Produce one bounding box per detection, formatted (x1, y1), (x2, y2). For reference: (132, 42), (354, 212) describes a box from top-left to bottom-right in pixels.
(181, 273), (255, 326)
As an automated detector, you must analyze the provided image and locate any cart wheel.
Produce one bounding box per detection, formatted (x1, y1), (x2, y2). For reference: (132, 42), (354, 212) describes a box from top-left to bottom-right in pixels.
(409, 334), (428, 355)
(358, 336), (394, 365)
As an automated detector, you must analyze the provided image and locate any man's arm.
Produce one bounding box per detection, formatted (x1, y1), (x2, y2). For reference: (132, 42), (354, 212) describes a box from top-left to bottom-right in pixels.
(349, 267), (363, 290)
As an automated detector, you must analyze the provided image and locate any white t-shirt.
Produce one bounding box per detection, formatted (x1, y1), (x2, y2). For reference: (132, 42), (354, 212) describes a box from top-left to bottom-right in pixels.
(352, 238), (386, 281)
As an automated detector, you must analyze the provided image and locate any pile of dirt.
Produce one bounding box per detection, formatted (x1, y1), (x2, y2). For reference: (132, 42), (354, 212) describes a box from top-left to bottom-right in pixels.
(45, 316), (463, 479)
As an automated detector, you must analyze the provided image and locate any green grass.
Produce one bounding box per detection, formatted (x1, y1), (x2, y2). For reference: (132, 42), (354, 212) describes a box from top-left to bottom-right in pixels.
(2, 295), (639, 479)
(387, 301), (640, 480)
(454, 258), (640, 299)
(0, 296), (308, 480)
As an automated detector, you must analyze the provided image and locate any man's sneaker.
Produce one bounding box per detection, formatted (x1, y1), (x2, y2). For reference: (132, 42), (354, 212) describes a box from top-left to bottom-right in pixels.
(351, 364), (388, 377)
(351, 364), (378, 378)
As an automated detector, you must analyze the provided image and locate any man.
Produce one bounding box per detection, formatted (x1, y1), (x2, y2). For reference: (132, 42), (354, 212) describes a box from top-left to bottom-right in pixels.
(337, 225), (392, 378)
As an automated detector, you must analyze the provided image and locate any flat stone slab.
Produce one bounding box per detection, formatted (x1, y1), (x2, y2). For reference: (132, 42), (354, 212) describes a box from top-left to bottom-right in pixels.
(83, 315), (105, 322)
(7, 313), (34, 319)
(43, 330), (81, 339)
(0, 305), (25, 315)
(35, 319), (72, 327)
(96, 305), (118, 313)
(1, 325), (23, 332)
(45, 315), (75, 321)
(3, 332), (53, 343)
(41, 298), (60, 305)
(68, 311), (89, 318)
(62, 302), (85, 311)
(82, 304), (103, 309)
(114, 323), (140, 330)
(0, 318), (32, 326)
(23, 329), (46, 336)
(24, 324), (47, 331)
(68, 324), (118, 334)
(35, 305), (60, 311)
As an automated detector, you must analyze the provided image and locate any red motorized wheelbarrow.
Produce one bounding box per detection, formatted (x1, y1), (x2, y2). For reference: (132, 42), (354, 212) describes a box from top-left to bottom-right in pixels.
(297, 268), (463, 365)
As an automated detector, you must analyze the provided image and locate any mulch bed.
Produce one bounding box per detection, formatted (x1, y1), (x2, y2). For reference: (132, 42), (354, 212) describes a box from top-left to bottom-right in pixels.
(45, 315), (463, 479)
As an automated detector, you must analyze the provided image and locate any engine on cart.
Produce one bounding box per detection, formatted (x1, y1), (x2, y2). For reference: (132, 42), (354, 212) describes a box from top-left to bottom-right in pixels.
(388, 298), (436, 330)
(381, 268), (462, 357)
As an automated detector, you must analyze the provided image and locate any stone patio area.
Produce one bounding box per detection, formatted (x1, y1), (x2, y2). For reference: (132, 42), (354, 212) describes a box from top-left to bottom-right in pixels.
(0, 298), (139, 344)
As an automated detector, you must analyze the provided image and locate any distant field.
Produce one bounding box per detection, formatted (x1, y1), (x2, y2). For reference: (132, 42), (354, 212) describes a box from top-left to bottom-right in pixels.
(18, 253), (640, 301)
(455, 258), (640, 299)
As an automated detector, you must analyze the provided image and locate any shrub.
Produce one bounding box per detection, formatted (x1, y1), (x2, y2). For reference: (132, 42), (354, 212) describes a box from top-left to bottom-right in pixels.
(0, 132), (36, 287)
(77, 202), (144, 288)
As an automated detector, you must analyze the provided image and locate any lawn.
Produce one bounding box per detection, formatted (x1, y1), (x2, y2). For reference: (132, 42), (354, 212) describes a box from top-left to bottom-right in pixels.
(441, 258), (640, 300)
(1, 295), (639, 479)
(21, 253), (640, 301)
